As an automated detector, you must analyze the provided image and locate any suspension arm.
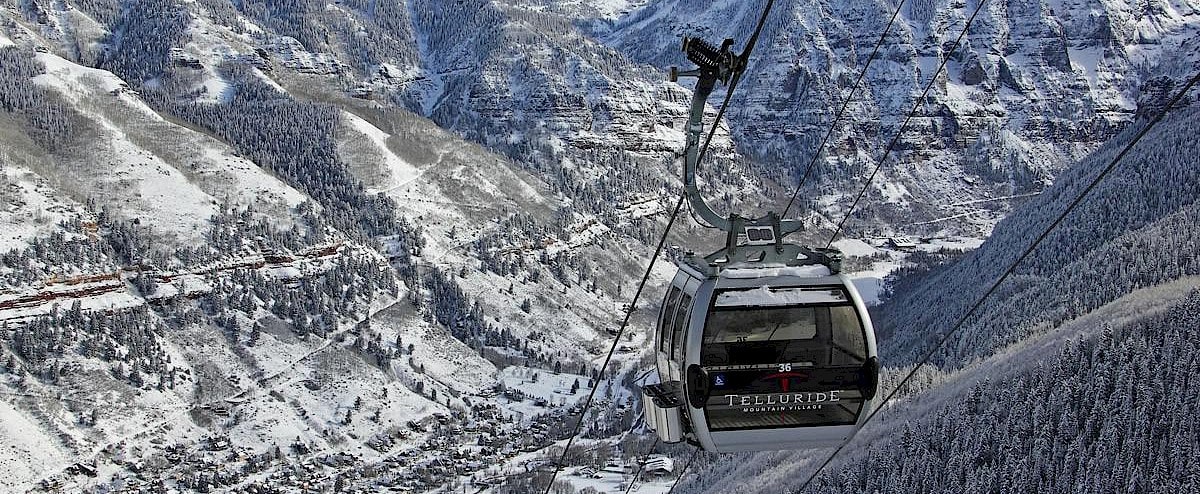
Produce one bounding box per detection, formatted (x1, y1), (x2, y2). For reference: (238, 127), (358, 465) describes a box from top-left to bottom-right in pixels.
(672, 37), (805, 237)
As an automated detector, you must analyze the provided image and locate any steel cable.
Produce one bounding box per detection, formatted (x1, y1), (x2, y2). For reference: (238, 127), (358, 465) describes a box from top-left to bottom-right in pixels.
(782, 0), (908, 218)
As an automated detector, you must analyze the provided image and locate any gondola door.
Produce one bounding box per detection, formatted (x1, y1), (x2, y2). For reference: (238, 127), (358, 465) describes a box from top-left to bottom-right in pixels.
(657, 272), (701, 384)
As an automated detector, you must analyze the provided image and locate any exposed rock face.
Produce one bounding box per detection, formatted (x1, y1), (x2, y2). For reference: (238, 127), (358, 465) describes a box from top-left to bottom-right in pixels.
(607, 0), (1189, 155)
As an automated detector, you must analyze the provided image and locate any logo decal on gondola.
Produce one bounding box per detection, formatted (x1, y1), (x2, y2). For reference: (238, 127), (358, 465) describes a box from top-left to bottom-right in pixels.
(718, 371), (842, 413)
(723, 391), (841, 407)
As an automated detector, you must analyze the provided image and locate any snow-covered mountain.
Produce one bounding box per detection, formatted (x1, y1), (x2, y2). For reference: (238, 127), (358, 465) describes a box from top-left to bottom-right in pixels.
(12, 0), (1197, 239)
(599, 0), (1200, 234)
(1, 5), (655, 489)
(0, 0), (1198, 492)
(351, 0), (1200, 237)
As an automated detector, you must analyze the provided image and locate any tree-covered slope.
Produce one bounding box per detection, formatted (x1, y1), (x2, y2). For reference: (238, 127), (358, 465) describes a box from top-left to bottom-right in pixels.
(811, 292), (1200, 494)
(875, 97), (1200, 367)
(0, 21), (649, 491)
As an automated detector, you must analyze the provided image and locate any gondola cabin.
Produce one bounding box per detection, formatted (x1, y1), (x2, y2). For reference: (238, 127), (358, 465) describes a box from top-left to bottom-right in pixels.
(643, 243), (879, 452)
(640, 31), (881, 453)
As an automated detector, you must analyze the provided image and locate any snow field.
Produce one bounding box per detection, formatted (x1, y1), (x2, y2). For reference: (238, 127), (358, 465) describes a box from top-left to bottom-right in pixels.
(497, 366), (590, 420)
(33, 53), (158, 117)
(27, 52), (307, 243)
(0, 164), (79, 252)
(561, 467), (678, 494)
(179, 16), (245, 103)
(251, 348), (431, 455)
(0, 396), (73, 490)
(30, 55), (217, 244)
(375, 301), (497, 393)
(848, 263), (893, 307)
(831, 238), (878, 257)
(6, 347), (197, 491)
(192, 146), (307, 213)
(832, 236), (986, 307)
(342, 111), (423, 194)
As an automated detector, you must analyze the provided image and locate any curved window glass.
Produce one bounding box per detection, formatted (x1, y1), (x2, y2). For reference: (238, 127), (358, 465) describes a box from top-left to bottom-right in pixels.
(671, 293), (693, 362)
(658, 287), (682, 353)
(700, 288), (867, 367)
(699, 286), (871, 431)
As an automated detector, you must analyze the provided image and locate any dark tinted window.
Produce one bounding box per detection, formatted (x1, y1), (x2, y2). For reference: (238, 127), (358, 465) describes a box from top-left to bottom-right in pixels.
(701, 289), (866, 367)
(670, 293), (693, 361)
(699, 287), (871, 431)
(658, 287), (682, 353)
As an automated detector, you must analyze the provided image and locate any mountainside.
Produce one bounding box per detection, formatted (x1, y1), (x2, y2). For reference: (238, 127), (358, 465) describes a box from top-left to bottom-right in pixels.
(0, 12), (657, 490)
(10, 0), (1197, 240)
(875, 87), (1200, 367)
(1, 0), (1199, 492)
(670, 85), (1200, 494)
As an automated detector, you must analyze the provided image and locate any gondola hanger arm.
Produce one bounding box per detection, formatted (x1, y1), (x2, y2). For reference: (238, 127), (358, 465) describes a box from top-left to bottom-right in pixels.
(670, 35), (804, 240)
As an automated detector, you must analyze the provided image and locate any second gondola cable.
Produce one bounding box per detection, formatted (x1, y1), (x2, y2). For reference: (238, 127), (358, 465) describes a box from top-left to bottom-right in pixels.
(667, 447), (702, 494)
(688, 0), (777, 229)
(621, 438), (663, 494)
(794, 67), (1200, 494)
(539, 191), (685, 494)
(781, 0), (908, 219)
(823, 0), (989, 249)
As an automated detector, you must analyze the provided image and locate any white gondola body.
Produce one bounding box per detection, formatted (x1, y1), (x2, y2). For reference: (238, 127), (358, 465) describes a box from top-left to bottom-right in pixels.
(649, 259), (879, 452)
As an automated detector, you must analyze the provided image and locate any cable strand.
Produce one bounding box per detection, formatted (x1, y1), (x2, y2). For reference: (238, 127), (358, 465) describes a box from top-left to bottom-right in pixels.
(542, 4), (780, 492)
(696, 0), (776, 170)
(540, 192), (685, 494)
(622, 438), (662, 494)
(668, 447), (702, 494)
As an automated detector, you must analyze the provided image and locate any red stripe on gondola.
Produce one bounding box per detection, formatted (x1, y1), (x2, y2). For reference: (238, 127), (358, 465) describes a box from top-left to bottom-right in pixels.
(760, 371), (808, 392)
